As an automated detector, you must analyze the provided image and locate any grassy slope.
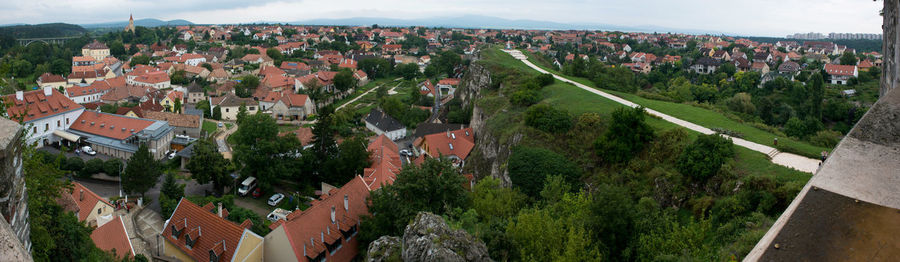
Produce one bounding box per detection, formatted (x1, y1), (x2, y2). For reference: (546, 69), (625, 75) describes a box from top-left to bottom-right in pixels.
(518, 49), (829, 157)
(480, 47), (809, 179)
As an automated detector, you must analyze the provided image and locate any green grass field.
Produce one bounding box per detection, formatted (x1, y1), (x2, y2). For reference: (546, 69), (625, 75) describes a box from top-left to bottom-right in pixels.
(202, 120), (218, 136)
(482, 47), (809, 179)
(517, 49), (828, 157)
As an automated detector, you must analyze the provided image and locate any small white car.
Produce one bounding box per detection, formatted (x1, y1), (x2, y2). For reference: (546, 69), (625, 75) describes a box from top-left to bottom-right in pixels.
(268, 193), (285, 206)
(81, 146), (97, 156)
(399, 149), (411, 156)
(267, 208), (291, 222)
(167, 150), (178, 159)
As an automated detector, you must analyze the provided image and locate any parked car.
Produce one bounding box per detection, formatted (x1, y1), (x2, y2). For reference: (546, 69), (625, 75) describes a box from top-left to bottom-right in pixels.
(81, 146), (97, 156)
(217, 122), (224, 128)
(267, 208), (292, 222)
(399, 149), (411, 156)
(252, 188), (263, 198)
(268, 193), (285, 206)
(166, 150), (178, 159)
(237, 177), (257, 196)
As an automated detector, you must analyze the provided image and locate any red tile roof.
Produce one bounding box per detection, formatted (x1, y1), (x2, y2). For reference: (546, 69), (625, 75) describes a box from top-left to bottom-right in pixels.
(37, 72), (66, 84)
(91, 216), (135, 259)
(2, 88), (82, 122)
(281, 127), (314, 146)
(362, 135), (402, 190)
(163, 198), (252, 262)
(417, 128), (475, 160)
(825, 64), (858, 76)
(68, 182), (113, 221)
(69, 111), (155, 140)
(437, 78), (460, 86)
(134, 71), (170, 84)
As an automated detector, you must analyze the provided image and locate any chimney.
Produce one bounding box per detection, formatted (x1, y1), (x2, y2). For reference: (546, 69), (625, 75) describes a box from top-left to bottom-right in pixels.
(43, 86), (52, 96)
(217, 202), (223, 217)
(79, 190), (84, 201)
(330, 206), (336, 224)
(15, 91), (23, 101)
(343, 195), (349, 211)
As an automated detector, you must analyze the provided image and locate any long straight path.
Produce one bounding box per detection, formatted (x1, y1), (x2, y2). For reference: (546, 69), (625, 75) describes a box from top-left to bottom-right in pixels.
(503, 50), (820, 173)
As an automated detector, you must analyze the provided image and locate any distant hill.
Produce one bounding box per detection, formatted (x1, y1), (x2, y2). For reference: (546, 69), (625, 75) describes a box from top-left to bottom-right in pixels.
(0, 23), (87, 38)
(81, 18), (194, 28)
(290, 15), (727, 35)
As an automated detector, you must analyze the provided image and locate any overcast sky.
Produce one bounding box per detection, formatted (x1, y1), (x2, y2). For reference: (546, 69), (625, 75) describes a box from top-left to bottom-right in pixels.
(0, 0), (884, 36)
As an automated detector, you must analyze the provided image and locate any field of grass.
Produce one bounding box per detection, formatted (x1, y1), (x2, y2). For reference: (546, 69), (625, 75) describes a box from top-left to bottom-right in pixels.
(202, 120), (218, 136)
(278, 124), (300, 133)
(482, 47), (810, 179)
(517, 49), (828, 157)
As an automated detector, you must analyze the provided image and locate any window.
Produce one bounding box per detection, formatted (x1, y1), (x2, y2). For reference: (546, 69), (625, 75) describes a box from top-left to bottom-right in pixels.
(45, 123), (49, 131)
(57, 120), (60, 127)
(249, 107), (256, 111)
(33, 127), (36, 133)
(97, 208), (101, 214)
(66, 118), (69, 125)
(225, 108), (230, 112)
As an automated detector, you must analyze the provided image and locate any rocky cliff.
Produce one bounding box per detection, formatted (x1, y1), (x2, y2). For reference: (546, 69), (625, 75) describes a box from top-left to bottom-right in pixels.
(456, 57), (522, 186)
(365, 212), (492, 262)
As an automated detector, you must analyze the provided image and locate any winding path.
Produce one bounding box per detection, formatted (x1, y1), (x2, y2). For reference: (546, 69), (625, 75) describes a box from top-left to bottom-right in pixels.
(503, 50), (820, 173)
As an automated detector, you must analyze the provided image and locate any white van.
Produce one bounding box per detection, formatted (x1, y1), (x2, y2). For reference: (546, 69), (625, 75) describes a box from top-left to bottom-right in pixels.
(237, 177), (257, 196)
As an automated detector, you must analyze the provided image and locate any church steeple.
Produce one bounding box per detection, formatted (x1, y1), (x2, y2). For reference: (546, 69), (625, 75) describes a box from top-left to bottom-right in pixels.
(125, 13), (135, 33)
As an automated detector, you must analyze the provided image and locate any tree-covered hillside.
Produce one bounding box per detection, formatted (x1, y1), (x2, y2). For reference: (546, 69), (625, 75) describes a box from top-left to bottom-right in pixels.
(0, 23), (87, 38)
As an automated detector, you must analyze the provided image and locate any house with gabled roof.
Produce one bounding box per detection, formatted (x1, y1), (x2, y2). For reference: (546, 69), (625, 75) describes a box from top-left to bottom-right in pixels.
(364, 108), (407, 141)
(413, 127), (475, 168)
(3, 87), (86, 147)
(61, 182), (115, 227)
(260, 91), (315, 121)
(264, 135), (401, 262)
(90, 216), (135, 259)
(68, 111), (175, 160)
(162, 199), (264, 262)
(824, 64), (858, 85)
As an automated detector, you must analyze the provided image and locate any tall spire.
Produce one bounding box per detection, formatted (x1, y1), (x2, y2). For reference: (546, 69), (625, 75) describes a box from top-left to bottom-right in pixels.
(125, 13), (135, 33)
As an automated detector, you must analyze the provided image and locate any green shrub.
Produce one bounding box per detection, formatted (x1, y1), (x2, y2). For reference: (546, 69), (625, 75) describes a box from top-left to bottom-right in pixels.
(80, 158), (104, 177)
(524, 104), (572, 133)
(594, 107), (655, 164)
(64, 157), (84, 172)
(807, 130), (842, 148)
(677, 134), (735, 182)
(510, 90), (542, 106)
(103, 159), (124, 176)
(508, 146), (581, 198)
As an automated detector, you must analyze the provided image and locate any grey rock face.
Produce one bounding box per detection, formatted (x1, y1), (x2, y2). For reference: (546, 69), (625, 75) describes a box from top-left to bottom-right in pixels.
(401, 212), (491, 262)
(365, 236), (402, 262)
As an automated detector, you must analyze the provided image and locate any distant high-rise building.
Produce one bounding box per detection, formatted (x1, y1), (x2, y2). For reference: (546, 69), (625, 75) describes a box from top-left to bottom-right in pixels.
(787, 32), (881, 40)
(124, 14), (135, 33)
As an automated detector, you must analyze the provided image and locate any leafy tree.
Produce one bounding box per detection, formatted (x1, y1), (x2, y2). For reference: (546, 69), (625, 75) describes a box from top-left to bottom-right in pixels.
(266, 48), (284, 62)
(232, 112), (301, 191)
(212, 105), (222, 120)
(508, 146), (580, 198)
(394, 63), (420, 80)
(594, 107), (655, 164)
(808, 73), (825, 119)
(130, 55), (150, 67)
(64, 156), (84, 172)
(523, 104), (572, 133)
(840, 51), (858, 65)
(333, 69), (358, 94)
(507, 188), (603, 261)
(327, 136), (371, 185)
(81, 158), (105, 178)
(123, 144), (162, 198)
(359, 158), (467, 248)
(159, 173), (185, 218)
(103, 158), (123, 176)
(173, 98), (182, 114)
(677, 134), (735, 182)
(783, 117), (806, 138)
(471, 177), (528, 222)
(726, 92), (756, 115)
(359, 57), (392, 78)
(536, 73), (555, 86)
(186, 139), (231, 195)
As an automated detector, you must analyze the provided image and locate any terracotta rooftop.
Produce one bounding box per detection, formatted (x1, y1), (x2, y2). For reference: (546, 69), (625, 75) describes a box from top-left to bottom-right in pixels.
(90, 216), (135, 259)
(143, 111), (201, 128)
(162, 198), (252, 262)
(416, 128), (475, 160)
(67, 182), (113, 221)
(69, 111), (155, 140)
(2, 88), (83, 123)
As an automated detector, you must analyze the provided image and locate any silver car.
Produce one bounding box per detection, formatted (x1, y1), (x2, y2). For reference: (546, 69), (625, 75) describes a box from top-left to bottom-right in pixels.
(268, 193), (285, 206)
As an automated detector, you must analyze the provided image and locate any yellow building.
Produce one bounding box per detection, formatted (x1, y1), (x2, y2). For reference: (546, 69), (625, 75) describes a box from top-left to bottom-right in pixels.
(63, 182), (115, 228)
(82, 40), (110, 61)
(162, 199), (263, 262)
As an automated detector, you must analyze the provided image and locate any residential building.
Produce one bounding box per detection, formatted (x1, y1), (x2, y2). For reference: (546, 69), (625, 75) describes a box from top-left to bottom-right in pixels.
(61, 182), (115, 228)
(68, 111), (175, 160)
(186, 83), (206, 104)
(824, 64), (858, 85)
(260, 91), (315, 121)
(751, 62), (770, 74)
(691, 57), (721, 74)
(36, 73), (67, 89)
(264, 135), (401, 262)
(131, 71), (171, 89)
(143, 111), (202, 138)
(2, 88), (85, 147)
(90, 216), (135, 259)
(212, 94), (258, 120)
(161, 91), (184, 112)
(364, 108), (407, 141)
(413, 127), (475, 168)
(82, 40), (110, 61)
(161, 199), (263, 262)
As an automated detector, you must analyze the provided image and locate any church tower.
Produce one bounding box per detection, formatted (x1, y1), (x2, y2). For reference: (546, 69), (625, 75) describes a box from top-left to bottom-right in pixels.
(125, 14), (135, 33)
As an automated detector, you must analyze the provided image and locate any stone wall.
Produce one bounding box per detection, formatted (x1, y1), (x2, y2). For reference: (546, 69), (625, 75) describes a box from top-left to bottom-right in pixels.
(0, 118), (30, 252)
(883, 0), (898, 96)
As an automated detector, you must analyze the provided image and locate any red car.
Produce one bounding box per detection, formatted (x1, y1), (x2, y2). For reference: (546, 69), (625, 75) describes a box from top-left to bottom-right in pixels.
(251, 188), (263, 198)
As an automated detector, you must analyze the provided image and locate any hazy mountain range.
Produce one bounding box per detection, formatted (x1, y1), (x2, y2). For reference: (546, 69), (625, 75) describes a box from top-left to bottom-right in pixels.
(80, 18), (194, 28)
(70, 15), (728, 35)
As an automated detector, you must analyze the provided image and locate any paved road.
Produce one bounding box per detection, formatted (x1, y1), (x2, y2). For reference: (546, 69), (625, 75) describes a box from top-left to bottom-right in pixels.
(215, 121), (238, 159)
(75, 173), (213, 213)
(503, 50), (820, 173)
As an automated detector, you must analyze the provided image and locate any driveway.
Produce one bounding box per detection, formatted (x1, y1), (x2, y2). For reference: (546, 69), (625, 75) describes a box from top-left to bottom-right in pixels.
(76, 173), (213, 213)
(40, 146), (111, 162)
